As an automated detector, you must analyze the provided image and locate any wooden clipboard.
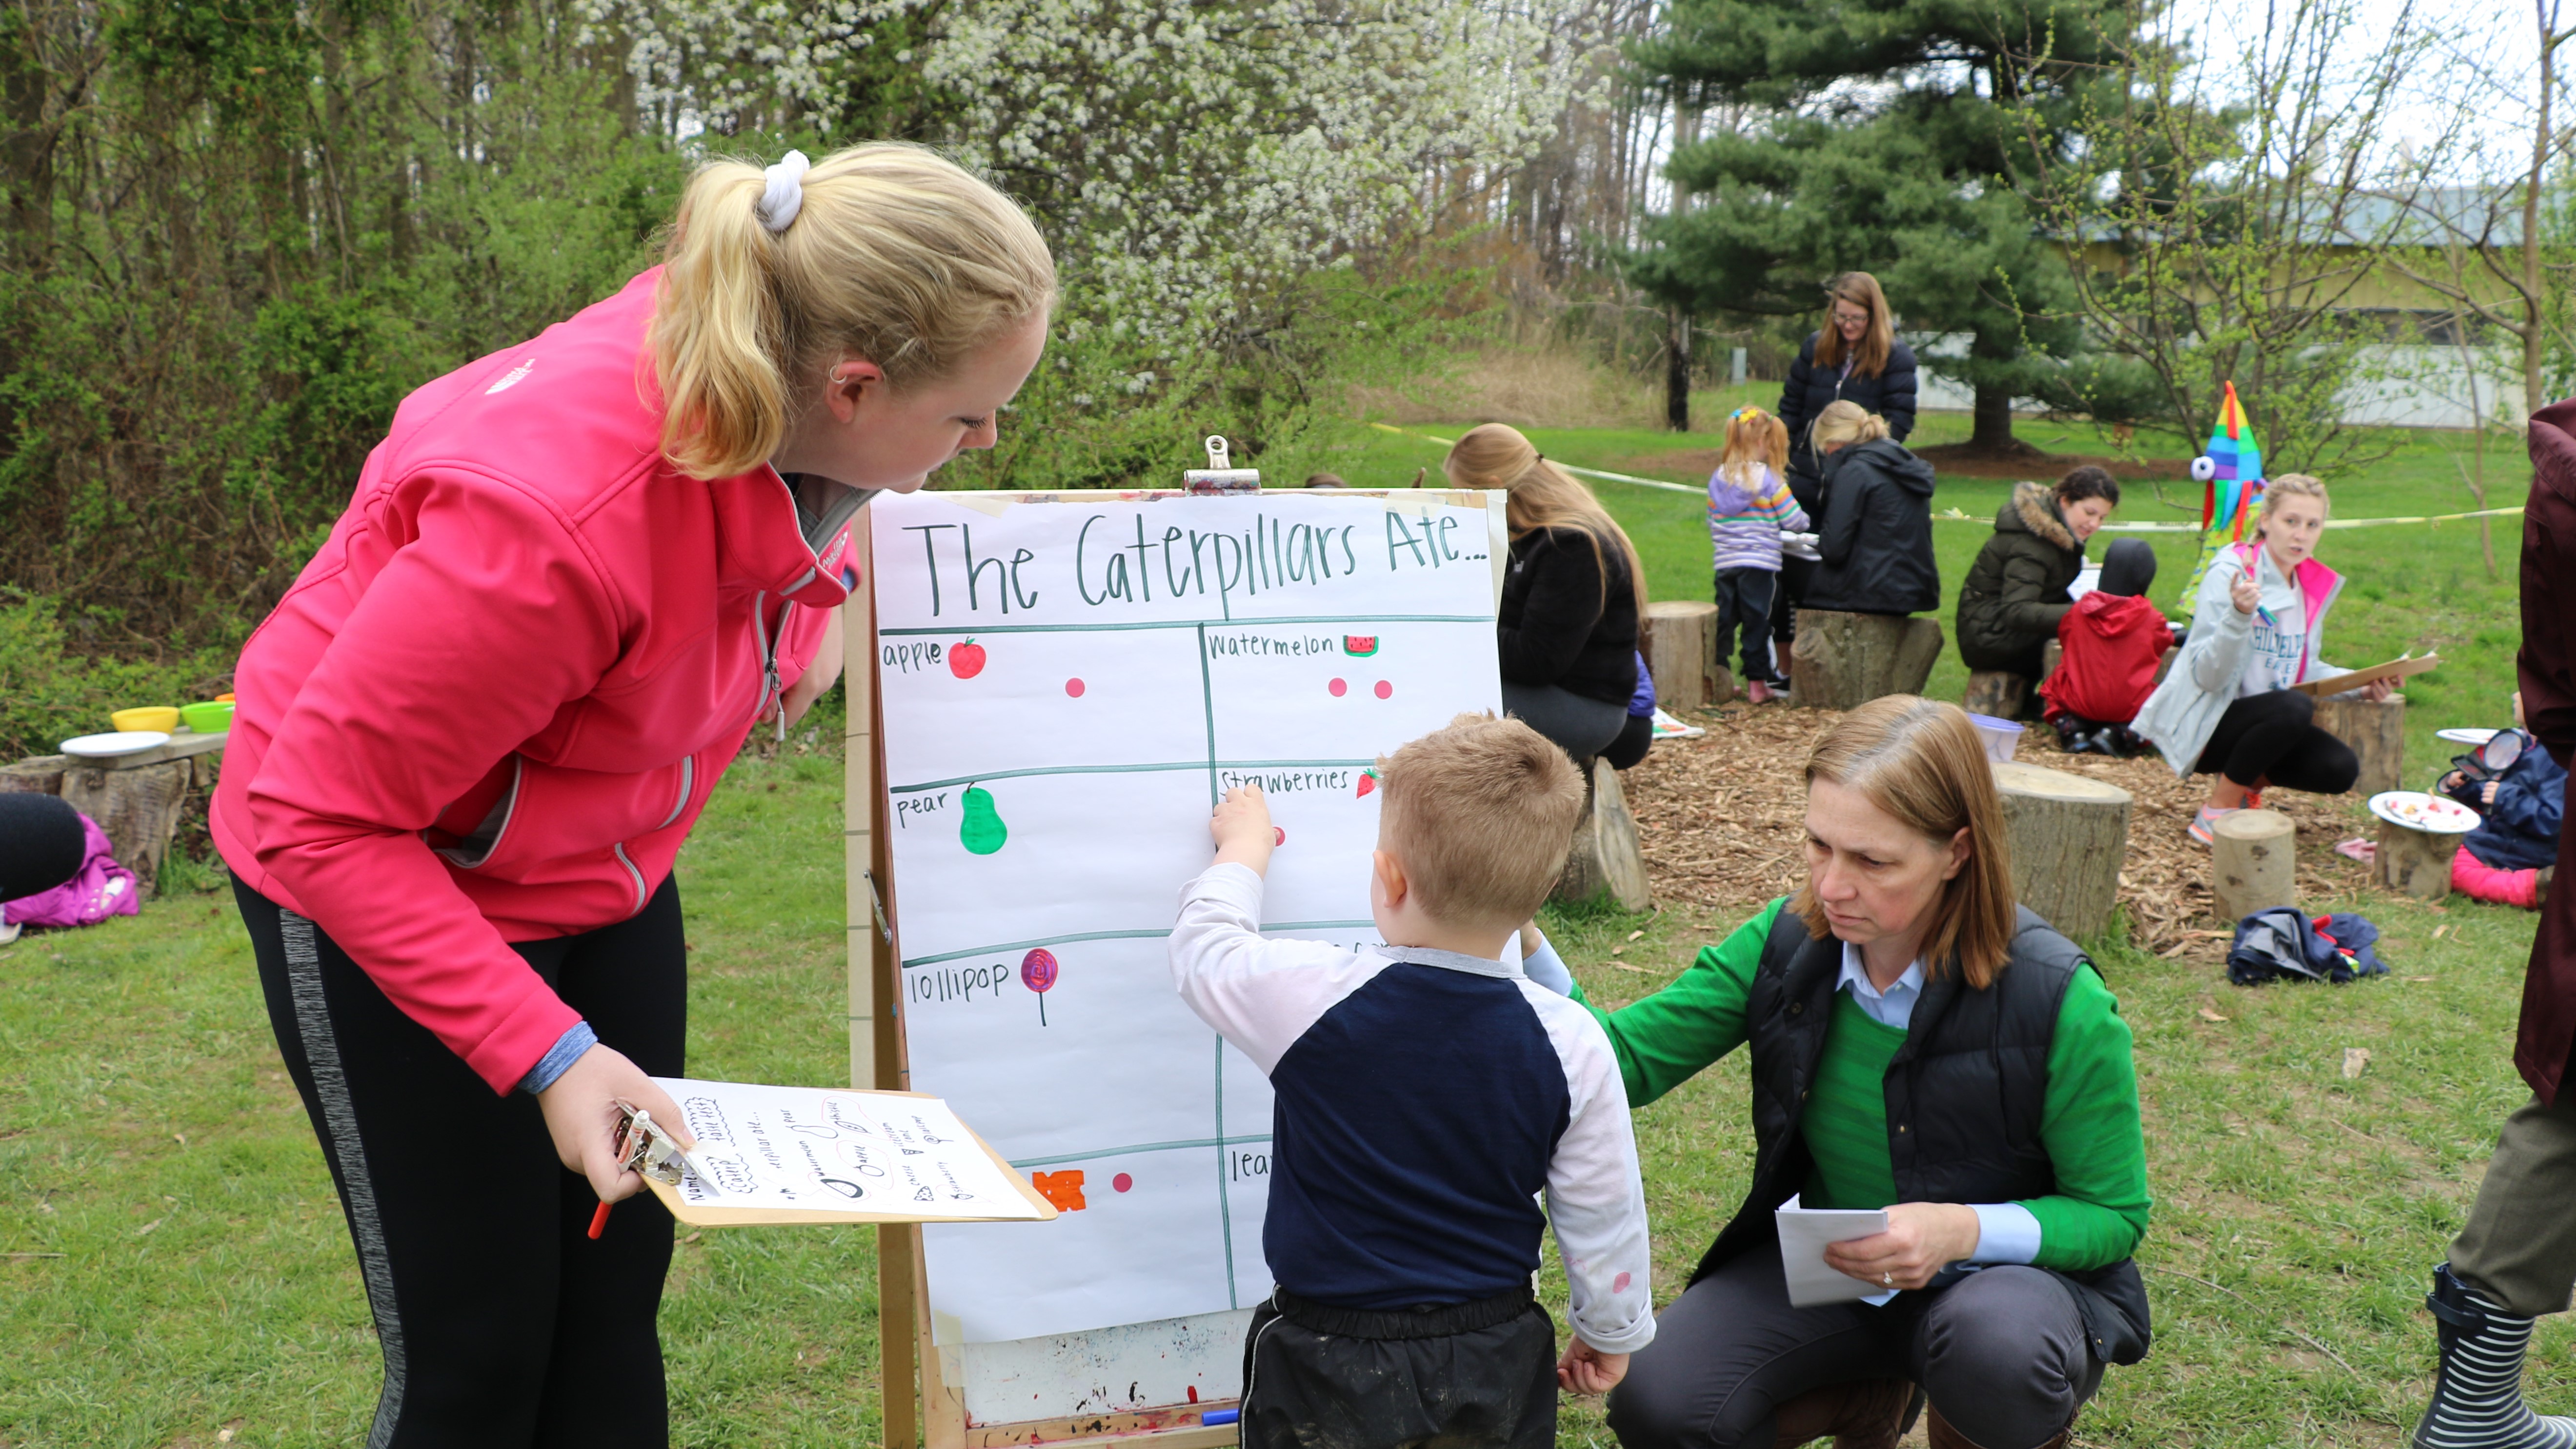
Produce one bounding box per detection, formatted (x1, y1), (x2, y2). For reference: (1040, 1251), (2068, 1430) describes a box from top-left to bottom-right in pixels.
(637, 1087), (1059, 1228)
(2291, 651), (2440, 697)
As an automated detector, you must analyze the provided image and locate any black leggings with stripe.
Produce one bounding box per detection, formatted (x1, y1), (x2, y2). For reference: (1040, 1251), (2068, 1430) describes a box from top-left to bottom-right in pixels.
(234, 873), (687, 1449)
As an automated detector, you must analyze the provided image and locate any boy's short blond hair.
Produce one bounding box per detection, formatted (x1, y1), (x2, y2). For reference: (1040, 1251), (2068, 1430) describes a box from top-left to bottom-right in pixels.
(1376, 714), (1586, 927)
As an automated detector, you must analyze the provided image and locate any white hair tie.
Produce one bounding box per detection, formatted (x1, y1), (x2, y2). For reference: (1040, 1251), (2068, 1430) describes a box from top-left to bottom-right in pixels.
(756, 150), (810, 234)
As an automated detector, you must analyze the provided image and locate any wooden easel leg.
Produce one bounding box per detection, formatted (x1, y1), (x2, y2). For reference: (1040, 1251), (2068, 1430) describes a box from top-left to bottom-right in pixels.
(882, 1222), (921, 1449)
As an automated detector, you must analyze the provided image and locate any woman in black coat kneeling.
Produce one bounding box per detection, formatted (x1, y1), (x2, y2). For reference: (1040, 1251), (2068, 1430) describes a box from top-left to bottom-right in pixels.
(1804, 401), (1939, 618)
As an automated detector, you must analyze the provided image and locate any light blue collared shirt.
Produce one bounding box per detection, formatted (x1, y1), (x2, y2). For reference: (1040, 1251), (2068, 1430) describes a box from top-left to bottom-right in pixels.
(1836, 941), (2043, 1269)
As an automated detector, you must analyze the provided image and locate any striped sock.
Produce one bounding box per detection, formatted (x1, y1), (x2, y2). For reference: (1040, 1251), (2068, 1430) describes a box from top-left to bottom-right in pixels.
(2417, 1272), (2576, 1449)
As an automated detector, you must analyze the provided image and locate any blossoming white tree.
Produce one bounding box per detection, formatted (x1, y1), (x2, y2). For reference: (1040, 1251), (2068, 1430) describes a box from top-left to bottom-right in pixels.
(581, 0), (1590, 346)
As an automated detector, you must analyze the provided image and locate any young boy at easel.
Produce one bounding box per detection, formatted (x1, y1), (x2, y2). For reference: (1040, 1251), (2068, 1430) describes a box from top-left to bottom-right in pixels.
(1169, 715), (1654, 1449)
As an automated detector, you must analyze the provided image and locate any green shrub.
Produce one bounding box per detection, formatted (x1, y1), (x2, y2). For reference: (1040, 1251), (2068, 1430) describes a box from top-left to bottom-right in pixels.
(0, 590), (233, 762)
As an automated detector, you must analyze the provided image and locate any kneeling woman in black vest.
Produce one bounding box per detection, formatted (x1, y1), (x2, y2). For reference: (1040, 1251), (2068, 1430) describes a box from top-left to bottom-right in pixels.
(1535, 696), (2150, 1449)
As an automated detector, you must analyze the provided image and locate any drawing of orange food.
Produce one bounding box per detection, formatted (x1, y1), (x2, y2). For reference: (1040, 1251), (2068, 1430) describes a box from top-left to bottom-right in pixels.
(1033, 1169), (1087, 1211)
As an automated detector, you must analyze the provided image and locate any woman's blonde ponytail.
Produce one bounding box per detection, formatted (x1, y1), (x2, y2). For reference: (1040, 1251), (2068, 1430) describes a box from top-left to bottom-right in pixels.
(1809, 399), (1890, 455)
(650, 143), (1057, 479)
(654, 161), (795, 479)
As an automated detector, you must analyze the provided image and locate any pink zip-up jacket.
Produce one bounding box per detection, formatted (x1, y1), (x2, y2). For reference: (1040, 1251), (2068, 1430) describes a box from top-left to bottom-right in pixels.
(214, 268), (860, 1094)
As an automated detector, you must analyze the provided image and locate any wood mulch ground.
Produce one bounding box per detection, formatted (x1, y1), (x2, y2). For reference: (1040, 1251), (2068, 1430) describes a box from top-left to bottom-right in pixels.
(1623, 701), (2380, 961)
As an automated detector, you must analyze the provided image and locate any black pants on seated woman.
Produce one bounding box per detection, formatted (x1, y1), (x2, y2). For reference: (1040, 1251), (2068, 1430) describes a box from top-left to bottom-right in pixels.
(2192, 689), (2360, 795)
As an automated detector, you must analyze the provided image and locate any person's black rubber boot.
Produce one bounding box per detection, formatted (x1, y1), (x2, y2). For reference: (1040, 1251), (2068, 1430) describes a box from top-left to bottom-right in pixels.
(2414, 1264), (2576, 1449)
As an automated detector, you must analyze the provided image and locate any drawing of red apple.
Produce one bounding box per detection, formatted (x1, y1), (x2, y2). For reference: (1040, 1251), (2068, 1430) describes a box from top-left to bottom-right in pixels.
(948, 640), (986, 679)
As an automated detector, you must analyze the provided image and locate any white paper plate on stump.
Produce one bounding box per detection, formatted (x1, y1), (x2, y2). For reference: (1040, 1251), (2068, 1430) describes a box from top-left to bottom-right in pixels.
(60, 730), (170, 759)
(2436, 728), (2499, 746)
(2368, 790), (2478, 834)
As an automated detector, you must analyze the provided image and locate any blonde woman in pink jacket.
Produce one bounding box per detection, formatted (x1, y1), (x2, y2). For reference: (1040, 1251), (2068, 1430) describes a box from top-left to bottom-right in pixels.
(214, 145), (1054, 1446)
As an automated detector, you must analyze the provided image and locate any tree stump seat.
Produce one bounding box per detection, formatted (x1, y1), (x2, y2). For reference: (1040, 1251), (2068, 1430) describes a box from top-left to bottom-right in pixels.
(1554, 757), (1651, 912)
(1790, 611), (1942, 711)
(1642, 599), (1731, 712)
(1963, 671), (2031, 720)
(2375, 817), (2454, 902)
(2316, 695), (2406, 798)
(2211, 808), (2297, 922)
(1991, 761), (2131, 939)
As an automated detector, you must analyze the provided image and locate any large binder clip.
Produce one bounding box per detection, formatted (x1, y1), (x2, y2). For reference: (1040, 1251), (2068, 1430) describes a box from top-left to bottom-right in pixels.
(1183, 435), (1261, 494)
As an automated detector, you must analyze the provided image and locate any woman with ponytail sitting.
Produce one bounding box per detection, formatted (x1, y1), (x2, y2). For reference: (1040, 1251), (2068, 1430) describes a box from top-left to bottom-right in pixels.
(1445, 423), (1652, 770)
(213, 145), (1055, 1443)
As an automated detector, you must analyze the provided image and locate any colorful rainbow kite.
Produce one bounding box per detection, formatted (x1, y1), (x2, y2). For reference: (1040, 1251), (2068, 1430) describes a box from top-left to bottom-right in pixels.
(2179, 381), (2263, 607)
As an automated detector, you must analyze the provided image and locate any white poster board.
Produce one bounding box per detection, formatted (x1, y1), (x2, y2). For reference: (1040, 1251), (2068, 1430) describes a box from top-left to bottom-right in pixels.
(870, 489), (1507, 1351)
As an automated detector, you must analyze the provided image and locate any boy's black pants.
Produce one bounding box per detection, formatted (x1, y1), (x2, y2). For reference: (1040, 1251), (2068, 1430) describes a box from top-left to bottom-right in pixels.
(1239, 1287), (1556, 1449)
(234, 873), (687, 1449)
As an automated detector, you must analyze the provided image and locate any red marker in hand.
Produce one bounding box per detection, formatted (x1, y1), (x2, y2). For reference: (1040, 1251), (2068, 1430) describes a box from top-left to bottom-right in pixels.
(588, 1199), (614, 1240)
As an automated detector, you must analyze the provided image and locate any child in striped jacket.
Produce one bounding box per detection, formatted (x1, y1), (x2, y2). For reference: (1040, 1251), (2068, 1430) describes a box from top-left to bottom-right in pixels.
(1708, 407), (1810, 701)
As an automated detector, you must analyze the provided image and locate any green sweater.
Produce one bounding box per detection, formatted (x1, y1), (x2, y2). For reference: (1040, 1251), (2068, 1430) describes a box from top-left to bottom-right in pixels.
(1571, 898), (2150, 1271)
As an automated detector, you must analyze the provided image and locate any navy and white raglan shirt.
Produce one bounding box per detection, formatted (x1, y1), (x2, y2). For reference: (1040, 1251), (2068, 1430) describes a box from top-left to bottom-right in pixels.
(1169, 861), (1655, 1355)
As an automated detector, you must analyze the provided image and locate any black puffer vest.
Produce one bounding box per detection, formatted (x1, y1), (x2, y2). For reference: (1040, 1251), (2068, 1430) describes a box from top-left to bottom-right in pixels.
(1690, 905), (2153, 1366)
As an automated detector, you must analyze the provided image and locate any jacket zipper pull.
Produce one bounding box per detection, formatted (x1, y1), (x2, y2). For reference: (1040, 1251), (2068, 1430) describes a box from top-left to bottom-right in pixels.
(770, 660), (785, 742)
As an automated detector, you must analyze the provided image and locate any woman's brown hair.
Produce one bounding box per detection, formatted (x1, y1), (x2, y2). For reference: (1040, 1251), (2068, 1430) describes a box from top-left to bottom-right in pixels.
(1443, 423), (1649, 624)
(1791, 695), (2018, 987)
(1811, 271), (1894, 381)
(650, 143), (1058, 479)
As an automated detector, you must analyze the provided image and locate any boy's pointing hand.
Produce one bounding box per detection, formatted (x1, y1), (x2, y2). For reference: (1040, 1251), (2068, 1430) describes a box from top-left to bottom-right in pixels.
(1211, 784), (1274, 875)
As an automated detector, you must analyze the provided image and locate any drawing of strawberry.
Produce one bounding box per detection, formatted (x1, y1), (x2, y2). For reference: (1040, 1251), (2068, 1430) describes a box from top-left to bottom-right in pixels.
(948, 639), (986, 679)
(1356, 771), (1378, 798)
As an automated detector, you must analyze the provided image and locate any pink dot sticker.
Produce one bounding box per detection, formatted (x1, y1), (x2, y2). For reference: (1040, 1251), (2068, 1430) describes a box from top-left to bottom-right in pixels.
(1112, 1172), (1134, 1193)
(1066, 678), (1086, 698)
(1374, 680), (1392, 699)
(1328, 678), (1348, 697)
(1273, 827), (1286, 846)
(1613, 1271), (1632, 1293)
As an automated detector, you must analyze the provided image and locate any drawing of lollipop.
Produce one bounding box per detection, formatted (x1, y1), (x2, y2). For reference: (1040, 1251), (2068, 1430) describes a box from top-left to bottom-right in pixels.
(1022, 948), (1061, 1025)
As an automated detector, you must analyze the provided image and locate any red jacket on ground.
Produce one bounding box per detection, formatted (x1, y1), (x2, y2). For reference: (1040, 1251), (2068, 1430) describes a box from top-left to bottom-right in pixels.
(2040, 591), (2173, 726)
(214, 268), (855, 1094)
(2516, 399), (2576, 1104)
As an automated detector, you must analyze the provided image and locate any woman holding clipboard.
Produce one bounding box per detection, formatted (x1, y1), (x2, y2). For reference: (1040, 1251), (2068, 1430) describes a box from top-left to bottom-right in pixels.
(212, 145), (1054, 1445)
(2131, 474), (2391, 846)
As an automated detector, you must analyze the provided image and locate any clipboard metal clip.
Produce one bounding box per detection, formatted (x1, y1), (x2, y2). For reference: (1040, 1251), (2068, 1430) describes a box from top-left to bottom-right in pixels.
(612, 1099), (708, 1189)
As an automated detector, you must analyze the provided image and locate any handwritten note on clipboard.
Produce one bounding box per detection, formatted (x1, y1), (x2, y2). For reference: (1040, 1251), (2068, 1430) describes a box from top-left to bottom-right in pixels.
(638, 1078), (1057, 1228)
(2291, 651), (2440, 698)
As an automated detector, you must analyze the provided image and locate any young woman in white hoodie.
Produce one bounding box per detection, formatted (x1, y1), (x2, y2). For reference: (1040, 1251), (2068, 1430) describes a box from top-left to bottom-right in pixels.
(2131, 474), (2392, 844)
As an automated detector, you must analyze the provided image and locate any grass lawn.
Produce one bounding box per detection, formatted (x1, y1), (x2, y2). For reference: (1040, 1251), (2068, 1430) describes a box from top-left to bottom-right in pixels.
(0, 403), (2546, 1447)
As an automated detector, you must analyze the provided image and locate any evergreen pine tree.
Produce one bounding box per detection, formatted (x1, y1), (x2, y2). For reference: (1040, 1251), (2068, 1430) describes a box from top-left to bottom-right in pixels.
(1628, 0), (2151, 451)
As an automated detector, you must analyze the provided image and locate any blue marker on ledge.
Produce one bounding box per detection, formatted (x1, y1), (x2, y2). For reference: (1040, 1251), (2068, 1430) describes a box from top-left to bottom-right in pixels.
(1202, 1409), (1240, 1426)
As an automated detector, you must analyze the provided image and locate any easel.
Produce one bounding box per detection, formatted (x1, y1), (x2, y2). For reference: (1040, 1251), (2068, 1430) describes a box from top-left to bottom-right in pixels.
(847, 483), (1508, 1449)
(846, 507), (1243, 1449)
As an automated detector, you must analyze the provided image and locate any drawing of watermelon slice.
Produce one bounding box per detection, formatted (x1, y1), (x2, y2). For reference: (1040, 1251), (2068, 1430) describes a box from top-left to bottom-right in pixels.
(1344, 635), (1379, 656)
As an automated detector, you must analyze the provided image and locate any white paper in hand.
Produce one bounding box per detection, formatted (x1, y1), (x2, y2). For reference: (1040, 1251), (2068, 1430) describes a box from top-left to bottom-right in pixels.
(1776, 1194), (1895, 1307)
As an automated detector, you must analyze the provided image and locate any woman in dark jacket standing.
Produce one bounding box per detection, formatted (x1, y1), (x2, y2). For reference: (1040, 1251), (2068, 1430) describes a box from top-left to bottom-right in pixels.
(1777, 273), (1921, 507)
(1446, 422), (1650, 769)
(1956, 467), (2120, 695)
(1804, 402), (1940, 617)
(1775, 273), (1919, 651)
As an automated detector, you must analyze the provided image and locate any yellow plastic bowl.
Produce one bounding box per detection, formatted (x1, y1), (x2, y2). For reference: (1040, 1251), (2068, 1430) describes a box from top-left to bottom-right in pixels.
(112, 706), (180, 733)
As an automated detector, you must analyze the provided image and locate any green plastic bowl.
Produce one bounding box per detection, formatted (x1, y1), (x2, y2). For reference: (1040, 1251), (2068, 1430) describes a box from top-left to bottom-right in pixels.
(179, 700), (234, 734)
